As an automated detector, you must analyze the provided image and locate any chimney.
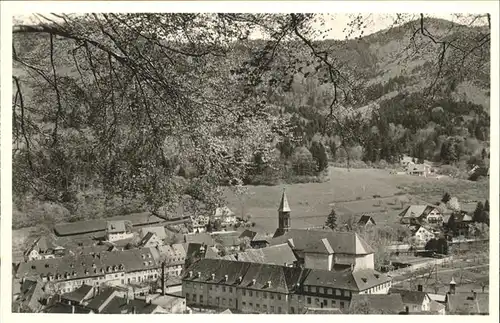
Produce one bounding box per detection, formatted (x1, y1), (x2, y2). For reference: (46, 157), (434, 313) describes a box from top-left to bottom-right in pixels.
(211, 273), (216, 280)
(189, 271), (193, 278)
(197, 272), (201, 278)
(267, 281), (272, 288)
(224, 274), (228, 282)
(472, 291), (477, 300)
(237, 276), (242, 283)
(417, 285), (423, 292)
(252, 279), (256, 285)
(161, 261), (166, 296)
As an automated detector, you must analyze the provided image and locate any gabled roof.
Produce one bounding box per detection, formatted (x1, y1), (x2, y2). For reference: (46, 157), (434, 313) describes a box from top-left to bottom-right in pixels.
(454, 211), (474, 223)
(236, 243), (296, 266)
(303, 238), (334, 254)
(86, 288), (118, 312)
(17, 279), (45, 312)
(447, 292), (489, 314)
(358, 215), (376, 226)
(270, 229), (374, 255)
(389, 288), (430, 305)
(214, 206), (235, 218)
(303, 268), (391, 292)
(44, 303), (94, 314)
(349, 294), (405, 314)
(140, 226), (167, 240)
(61, 284), (94, 303)
(25, 236), (55, 255)
(184, 258), (304, 294)
(399, 205), (436, 219)
(106, 220), (129, 233)
(100, 296), (163, 314)
(278, 189), (291, 212)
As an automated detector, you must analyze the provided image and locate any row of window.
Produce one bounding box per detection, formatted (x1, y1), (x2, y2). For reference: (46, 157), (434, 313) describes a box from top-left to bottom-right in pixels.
(186, 282), (284, 300)
(305, 286), (351, 297)
(306, 297), (345, 308)
(241, 302), (283, 314)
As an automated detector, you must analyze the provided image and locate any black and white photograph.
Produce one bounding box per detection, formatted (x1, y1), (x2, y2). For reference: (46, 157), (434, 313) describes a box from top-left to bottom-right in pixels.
(1, 0), (498, 318)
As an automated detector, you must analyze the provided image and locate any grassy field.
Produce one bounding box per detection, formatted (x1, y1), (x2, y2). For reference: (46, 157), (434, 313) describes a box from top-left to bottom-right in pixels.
(223, 167), (489, 235)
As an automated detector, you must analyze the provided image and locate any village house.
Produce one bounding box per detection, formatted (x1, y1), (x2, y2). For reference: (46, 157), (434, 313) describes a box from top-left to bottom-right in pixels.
(388, 287), (432, 313)
(348, 294), (405, 314)
(214, 206), (237, 226)
(357, 215), (376, 228)
(24, 236), (65, 262)
(150, 244), (186, 277)
(181, 258), (392, 314)
(399, 205), (443, 224)
(406, 163), (432, 177)
(410, 225), (436, 245)
(238, 230), (270, 249)
(105, 220), (134, 242)
(140, 226), (167, 241)
(190, 215), (210, 233)
(139, 232), (164, 248)
(14, 248), (162, 295)
(450, 211), (474, 237)
(446, 291), (489, 315)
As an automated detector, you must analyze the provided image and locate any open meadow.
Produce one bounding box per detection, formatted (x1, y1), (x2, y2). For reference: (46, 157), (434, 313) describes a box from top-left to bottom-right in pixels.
(223, 166), (489, 235)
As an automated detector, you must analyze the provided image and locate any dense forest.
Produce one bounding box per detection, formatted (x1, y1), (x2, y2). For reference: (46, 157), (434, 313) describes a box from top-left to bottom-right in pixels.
(12, 14), (490, 228)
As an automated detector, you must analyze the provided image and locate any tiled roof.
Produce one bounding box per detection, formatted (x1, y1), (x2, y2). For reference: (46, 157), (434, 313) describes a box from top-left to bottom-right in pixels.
(389, 288), (429, 305)
(447, 293), (489, 314)
(140, 226), (167, 240)
(16, 248), (159, 281)
(61, 284), (94, 303)
(270, 229), (374, 255)
(304, 269), (391, 292)
(184, 233), (215, 246)
(349, 294), (405, 314)
(106, 220), (129, 233)
(184, 259), (304, 294)
(399, 205), (435, 219)
(235, 243), (297, 266)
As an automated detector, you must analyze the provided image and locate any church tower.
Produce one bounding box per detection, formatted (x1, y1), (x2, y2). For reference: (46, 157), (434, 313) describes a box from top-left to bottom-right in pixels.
(275, 189), (291, 237)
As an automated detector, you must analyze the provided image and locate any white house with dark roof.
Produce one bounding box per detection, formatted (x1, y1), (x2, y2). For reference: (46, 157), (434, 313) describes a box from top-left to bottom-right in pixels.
(105, 220), (134, 242)
(399, 205), (443, 224)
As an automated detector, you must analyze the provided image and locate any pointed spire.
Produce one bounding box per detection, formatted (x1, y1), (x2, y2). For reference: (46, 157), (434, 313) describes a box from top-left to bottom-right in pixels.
(450, 276), (456, 285)
(278, 188), (291, 212)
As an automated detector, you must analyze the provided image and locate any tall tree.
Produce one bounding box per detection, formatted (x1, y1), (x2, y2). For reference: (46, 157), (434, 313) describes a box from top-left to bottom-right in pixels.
(441, 192), (451, 204)
(473, 202), (484, 223)
(310, 141), (328, 172)
(325, 208), (338, 230)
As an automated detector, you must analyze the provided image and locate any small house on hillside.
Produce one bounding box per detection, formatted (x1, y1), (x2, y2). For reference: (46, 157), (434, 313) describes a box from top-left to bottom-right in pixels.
(389, 288), (432, 313)
(357, 215), (376, 228)
(410, 225), (435, 245)
(105, 220), (134, 242)
(213, 206), (237, 225)
(24, 236), (65, 261)
(399, 205), (443, 224)
(139, 226), (167, 240)
(406, 163), (432, 177)
(139, 232), (164, 248)
(238, 230), (270, 249)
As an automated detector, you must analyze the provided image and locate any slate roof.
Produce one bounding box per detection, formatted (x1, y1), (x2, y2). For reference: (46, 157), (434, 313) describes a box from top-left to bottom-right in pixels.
(349, 294), (405, 314)
(24, 236), (55, 256)
(44, 303), (94, 313)
(304, 269), (391, 292)
(389, 288), (429, 305)
(184, 258), (305, 294)
(140, 226), (167, 240)
(99, 296), (163, 314)
(239, 229), (269, 242)
(17, 279), (45, 312)
(86, 288), (118, 312)
(447, 293), (489, 314)
(61, 284), (94, 303)
(270, 229), (374, 255)
(16, 248), (158, 281)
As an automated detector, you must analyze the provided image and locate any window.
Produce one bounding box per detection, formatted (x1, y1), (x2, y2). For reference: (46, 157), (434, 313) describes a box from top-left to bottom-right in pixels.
(209, 285), (213, 290)
(229, 299), (233, 305)
(263, 305), (268, 311)
(222, 298), (226, 305)
(277, 294), (282, 300)
(249, 302), (253, 308)
(335, 289), (341, 296)
(289, 294), (293, 300)
(332, 300), (336, 306)
(270, 306), (274, 313)
(311, 286), (316, 293)
(216, 297), (220, 303)
(340, 302), (345, 309)
(278, 307), (282, 314)
(192, 294), (196, 302)
(208, 296), (212, 304)
(186, 293), (190, 300)
(249, 291), (253, 297)
(328, 288), (333, 295)
(270, 293), (274, 300)
(222, 286), (226, 292)
(264, 292), (267, 299)
(256, 291), (259, 297)
(307, 297), (311, 304)
(242, 302), (246, 306)
(200, 295), (204, 303)
(290, 307), (295, 314)
(319, 287), (324, 294)
(315, 298), (319, 305)
(229, 287), (233, 293)
(242, 289), (246, 296)
(256, 304), (260, 310)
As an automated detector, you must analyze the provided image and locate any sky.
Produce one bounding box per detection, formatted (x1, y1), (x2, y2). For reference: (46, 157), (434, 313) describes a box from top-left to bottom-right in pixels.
(13, 12), (489, 40)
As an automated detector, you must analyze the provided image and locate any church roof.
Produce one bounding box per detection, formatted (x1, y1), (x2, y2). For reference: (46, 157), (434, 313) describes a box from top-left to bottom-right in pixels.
(278, 189), (291, 212)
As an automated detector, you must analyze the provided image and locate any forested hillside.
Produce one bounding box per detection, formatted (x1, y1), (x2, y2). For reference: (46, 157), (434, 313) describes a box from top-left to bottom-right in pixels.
(12, 14), (490, 228)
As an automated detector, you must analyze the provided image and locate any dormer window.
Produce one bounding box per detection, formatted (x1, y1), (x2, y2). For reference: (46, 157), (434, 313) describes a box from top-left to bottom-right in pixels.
(252, 279), (256, 285)
(45, 264), (49, 268)
(31, 265), (36, 270)
(211, 273), (216, 280)
(374, 274), (379, 279)
(361, 278), (367, 283)
(266, 281), (272, 288)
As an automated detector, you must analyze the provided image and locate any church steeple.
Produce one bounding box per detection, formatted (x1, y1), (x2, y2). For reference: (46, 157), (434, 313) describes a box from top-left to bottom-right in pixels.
(275, 189), (291, 237)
